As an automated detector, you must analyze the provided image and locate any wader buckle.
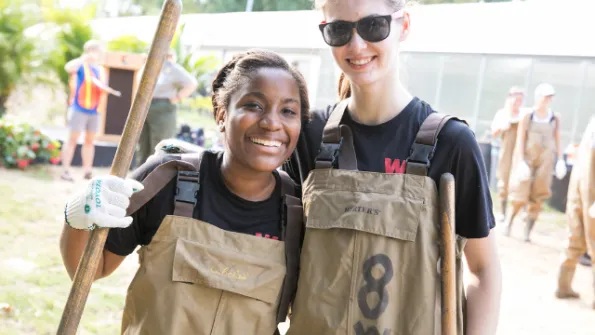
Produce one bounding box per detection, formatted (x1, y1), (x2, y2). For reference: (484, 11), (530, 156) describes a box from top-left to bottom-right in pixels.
(175, 170), (200, 205)
(316, 138), (343, 168)
(407, 143), (436, 168)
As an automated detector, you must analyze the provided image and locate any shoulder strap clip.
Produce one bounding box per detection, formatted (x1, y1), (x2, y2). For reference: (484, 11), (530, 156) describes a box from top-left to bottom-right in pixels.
(408, 142), (436, 169)
(175, 170), (200, 205)
(315, 138), (343, 169)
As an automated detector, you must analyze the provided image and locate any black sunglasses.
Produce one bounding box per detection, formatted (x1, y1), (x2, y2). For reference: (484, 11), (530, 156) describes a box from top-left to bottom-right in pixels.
(318, 10), (404, 47)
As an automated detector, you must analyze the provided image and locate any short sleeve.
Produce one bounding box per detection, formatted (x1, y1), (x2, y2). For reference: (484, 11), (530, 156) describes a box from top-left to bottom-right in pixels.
(447, 125), (496, 238)
(104, 155), (177, 256)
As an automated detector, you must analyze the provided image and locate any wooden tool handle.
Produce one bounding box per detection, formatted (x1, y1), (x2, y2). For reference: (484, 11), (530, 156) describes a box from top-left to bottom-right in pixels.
(56, 1), (182, 334)
(440, 173), (457, 335)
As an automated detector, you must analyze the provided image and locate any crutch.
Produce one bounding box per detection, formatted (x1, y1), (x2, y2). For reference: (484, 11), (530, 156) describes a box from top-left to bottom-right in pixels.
(56, 1), (182, 334)
(440, 173), (457, 335)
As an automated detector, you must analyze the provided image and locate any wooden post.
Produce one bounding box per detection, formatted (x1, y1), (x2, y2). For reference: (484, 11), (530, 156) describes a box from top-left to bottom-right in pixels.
(56, 1), (182, 334)
(440, 173), (457, 335)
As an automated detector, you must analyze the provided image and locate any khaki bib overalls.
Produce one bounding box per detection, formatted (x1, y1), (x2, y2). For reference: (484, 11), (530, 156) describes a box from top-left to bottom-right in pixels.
(496, 118), (519, 204)
(556, 117), (595, 308)
(287, 101), (467, 335)
(509, 112), (558, 222)
(120, 153), (303, 335)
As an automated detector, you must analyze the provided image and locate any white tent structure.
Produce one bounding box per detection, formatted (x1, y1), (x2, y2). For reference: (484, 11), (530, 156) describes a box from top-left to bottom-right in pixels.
(91, 0), (595, 147)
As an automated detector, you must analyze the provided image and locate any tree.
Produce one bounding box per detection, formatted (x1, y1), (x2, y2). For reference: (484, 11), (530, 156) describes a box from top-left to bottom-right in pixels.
(0, 1), (45, 117)
(171, 23), (220, 96)
(42, 2), (96, 102)
(108, 35), (149, 53)
(198, 0), (314, 13)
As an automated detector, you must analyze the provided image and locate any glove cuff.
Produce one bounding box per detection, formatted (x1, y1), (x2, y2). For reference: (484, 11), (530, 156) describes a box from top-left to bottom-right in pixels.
(65, 196), (94, 230)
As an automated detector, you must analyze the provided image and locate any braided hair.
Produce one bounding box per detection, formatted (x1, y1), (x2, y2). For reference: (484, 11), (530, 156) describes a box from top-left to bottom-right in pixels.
(211, 49), (310, 122)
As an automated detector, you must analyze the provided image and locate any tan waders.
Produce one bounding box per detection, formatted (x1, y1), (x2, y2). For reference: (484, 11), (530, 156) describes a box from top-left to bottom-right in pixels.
(496, 119), (519, 218)
(506, 112), (558, 241)
(287, 101), (467, 335)
(120, 153), (303, 334)
(555, 117), (595, 309)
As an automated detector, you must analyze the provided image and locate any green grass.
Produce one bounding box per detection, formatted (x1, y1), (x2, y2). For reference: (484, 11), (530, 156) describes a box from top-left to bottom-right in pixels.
(0, 168), (137, 334)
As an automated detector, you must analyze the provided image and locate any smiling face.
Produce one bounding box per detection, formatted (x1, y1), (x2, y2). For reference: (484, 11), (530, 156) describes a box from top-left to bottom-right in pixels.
(218, 67), (302, 173)
(323, 0), (408, 89)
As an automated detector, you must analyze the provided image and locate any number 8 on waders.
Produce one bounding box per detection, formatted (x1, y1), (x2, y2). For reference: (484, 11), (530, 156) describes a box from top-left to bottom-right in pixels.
(287, 100), (466, 335)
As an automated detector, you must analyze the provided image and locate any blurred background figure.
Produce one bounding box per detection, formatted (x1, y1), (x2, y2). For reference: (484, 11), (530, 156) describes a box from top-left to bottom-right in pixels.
(504, 83), (567, 241)
(136, 48), (197, 166)
(555, 116), (595, 309)
(491, 86), (525, 221)
(60, 40), (121, 182)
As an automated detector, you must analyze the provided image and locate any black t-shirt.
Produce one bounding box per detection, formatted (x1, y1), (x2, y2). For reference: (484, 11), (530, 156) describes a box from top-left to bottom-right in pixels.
(283, 97), (495, 239)
(106, 151), (284, 256)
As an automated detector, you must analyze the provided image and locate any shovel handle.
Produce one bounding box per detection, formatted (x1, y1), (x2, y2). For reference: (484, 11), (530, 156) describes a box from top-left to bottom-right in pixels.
(440, 173), (457, 335)
(56, 1), (182, 334)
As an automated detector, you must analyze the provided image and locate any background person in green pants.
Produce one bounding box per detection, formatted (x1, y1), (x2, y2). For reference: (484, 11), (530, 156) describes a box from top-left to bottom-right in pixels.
(136, 48), (197, 166)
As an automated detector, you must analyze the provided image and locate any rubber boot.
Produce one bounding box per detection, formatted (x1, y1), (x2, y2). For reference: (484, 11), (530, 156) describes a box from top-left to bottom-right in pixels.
(555, 265), (580, 299)
(523, 219), (536, 242)
(579, 253), (592, 267)
(499, 199), (507, 222)
(502, 215), (513, 236)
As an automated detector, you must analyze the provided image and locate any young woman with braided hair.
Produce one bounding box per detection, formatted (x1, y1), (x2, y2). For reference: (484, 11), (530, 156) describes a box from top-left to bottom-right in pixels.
(60, 49), (309, 334)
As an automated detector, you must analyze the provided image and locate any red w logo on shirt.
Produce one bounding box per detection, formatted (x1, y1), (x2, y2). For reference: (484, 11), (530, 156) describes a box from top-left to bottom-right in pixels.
(385, 158), (406, 174)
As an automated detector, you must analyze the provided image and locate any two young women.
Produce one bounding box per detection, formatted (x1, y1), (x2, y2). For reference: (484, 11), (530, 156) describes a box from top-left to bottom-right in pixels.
(61, 0), (502, 334)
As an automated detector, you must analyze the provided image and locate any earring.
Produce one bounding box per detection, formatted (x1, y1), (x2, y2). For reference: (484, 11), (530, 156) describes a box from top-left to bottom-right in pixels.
(217, 121), (225, 132)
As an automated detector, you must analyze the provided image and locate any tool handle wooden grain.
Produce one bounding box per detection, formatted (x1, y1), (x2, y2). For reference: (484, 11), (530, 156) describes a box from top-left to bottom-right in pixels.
(440, 173), (457, 335)
(56, 1), (182, 334)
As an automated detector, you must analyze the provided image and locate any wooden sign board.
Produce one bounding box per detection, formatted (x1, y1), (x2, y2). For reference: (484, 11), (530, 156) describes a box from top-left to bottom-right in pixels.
(96, 51), (146, 142)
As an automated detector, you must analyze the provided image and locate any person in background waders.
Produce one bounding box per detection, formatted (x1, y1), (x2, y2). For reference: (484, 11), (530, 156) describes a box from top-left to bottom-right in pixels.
(59, 49), (310, 335)
(504, 83), (567, 242)
(282, 1), (502, 334)
(554, 116), (595, 309)
(491, 87), (525, 221)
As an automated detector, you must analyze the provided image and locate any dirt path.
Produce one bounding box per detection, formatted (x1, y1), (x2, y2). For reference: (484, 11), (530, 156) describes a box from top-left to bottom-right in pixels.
(493, 212), (594, 335)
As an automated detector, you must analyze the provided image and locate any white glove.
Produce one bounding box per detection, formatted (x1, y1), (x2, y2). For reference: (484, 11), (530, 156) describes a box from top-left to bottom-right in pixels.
(589, 202), (595, 218)
(517, 161), (531, 181)
(64, 176), (144, 230)
(500, 118), (511, 131)
(555, 159), (567, 180)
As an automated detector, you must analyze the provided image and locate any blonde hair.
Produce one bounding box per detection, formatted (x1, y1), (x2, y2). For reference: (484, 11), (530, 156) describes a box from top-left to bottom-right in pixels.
(315, 0), (412, 100)
(83, 40), (104, 54)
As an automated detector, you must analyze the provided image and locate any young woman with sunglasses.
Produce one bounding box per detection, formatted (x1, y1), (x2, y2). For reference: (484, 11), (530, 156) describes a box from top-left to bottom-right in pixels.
(283, 1), (502, 334)
(60, 49), (309, 335)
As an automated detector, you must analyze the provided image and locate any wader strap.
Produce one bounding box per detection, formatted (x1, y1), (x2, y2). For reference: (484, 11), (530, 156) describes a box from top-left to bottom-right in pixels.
(315, 99), (358, 170)
(173, 153), (204, 217)
(405, 112), (457, 176)
(278, 170), (296, 198)
(277, 193), (304, 323)
(126, 159), (196, 216)
(173, 170), (200, 217)
(276, 170), (304, 323)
